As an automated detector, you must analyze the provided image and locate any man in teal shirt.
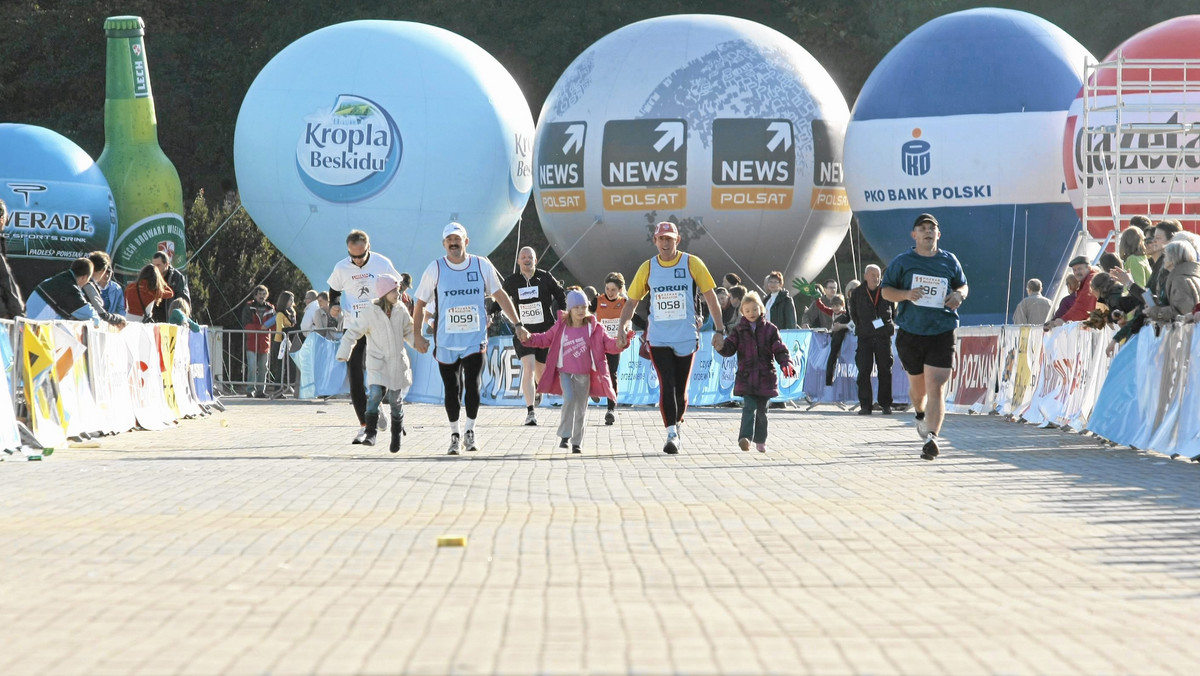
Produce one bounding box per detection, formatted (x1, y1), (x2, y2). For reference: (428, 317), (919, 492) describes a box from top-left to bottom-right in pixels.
(881, 213), (969, 461)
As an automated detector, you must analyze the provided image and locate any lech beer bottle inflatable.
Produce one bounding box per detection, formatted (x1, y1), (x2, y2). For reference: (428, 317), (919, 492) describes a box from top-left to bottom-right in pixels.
(96, 15), (185, 277)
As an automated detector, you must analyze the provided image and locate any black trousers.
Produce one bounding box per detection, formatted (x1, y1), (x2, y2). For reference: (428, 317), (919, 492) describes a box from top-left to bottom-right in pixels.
(649, 347), (694, 427)
(855, 335), (894, 409)
(438, 352), (484, 422)
(348, 336), (369, 424)
(604, 352), (620, 411)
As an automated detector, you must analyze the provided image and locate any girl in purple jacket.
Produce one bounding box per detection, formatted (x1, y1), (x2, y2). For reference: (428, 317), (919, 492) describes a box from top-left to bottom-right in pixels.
(716, 291), (796, 453)
(518, 289), (629, 454)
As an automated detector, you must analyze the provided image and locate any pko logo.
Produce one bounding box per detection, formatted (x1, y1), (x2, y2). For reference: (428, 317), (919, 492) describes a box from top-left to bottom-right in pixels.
(901, 129), (930, 177)
(296, 94), (402, 203)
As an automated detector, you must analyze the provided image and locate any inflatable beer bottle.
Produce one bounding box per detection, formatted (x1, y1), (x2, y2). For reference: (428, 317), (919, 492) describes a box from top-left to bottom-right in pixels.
(96, 15), (185, 277)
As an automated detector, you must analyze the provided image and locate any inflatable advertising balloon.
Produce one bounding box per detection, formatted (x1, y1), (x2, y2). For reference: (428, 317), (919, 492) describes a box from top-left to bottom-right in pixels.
(1064, 15), (1200, 236)
(235, 21), (534, 285)
(0, 123), (117, 295)
(533, 14), (851, 289)
(845, 8), (1094, 325)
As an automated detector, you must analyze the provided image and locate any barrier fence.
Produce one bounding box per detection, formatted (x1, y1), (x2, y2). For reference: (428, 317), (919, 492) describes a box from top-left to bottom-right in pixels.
(1, 319), (218, 452)
(248, 322), (1197, 461)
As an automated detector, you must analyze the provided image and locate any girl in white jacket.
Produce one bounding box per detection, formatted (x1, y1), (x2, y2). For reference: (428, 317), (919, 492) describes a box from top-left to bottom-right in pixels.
(337, 274), (414, 451)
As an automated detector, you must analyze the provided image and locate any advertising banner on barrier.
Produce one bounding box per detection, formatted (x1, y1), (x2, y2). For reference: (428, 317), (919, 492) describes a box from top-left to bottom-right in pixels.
(0, 348), (21, 450)
(190, 328), (216, 406)
(1022, 323), (1112, 428)
(1171, 326), (1200, 459)
(88, 328), (137, 435)
(947, 327), (1001, 414)
(995, 326), (1042, 418)
(131, 324), (172, 430)
(1085, 333), (1142, 447)
(21, 321), (67, 447)
(1143, 323), (1192, 454)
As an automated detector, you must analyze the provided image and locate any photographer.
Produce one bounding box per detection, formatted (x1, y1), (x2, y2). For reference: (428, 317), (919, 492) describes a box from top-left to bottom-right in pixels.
(240, 285), (275, 398)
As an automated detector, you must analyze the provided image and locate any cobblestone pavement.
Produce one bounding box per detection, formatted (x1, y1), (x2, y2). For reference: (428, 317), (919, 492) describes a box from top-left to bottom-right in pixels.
(2, 398), (1200, 675)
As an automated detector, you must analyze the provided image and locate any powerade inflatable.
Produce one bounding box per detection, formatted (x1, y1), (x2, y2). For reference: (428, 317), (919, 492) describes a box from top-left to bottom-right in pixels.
(1064, 15), (1200, 236)
(845, 8), (1094, 325)
(534, 15), (851, 289)
(235, 21), (533, 285)
(0, 123), (117, 295)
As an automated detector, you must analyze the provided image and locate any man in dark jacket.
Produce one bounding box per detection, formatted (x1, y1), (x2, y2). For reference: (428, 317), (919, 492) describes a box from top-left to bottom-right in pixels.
(25, 258), (98, 322)
(151, 250), (190, 323)
(763, 270), (797, 329)
(0, 199), (25, 319)
(848, 264), (895, 414)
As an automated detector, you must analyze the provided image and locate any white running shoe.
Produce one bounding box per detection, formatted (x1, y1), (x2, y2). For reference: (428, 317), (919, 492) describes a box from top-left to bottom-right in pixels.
(352, 427), (367, 445)
(524, 411), (538, 426)
(915, 416), (929, 440)
(447, 433), (461, 456)
(464, 430), (478, 452)
(663, 430), (680, 455)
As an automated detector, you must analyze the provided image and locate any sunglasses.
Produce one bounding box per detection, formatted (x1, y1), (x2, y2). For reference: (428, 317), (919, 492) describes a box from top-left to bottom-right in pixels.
(348, 250), (368, 260)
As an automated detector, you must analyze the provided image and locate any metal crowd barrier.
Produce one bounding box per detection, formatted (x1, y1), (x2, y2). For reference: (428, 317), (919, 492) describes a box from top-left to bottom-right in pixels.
(207, 328), (305, 399)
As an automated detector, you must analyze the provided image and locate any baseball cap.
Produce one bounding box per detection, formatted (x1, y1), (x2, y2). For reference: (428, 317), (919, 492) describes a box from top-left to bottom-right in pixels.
(376, 274), (400, 297)
(653, 221), (679, 239)
(566, 289), (588, 309)
(1068, 255), (1090, 267)
(912, 213), (939, 229)
(442, 222), (468, 239)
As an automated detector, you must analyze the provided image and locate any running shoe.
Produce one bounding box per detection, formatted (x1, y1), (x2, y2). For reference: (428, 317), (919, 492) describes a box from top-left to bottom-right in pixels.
(738, 438), (750, 451)
(524, 411), (538, 426)
(920, 433), (939, 460)
(604, 411), (615, 426)
(464, 430), (478, 452)
(572, 445), (582, 454)
(447, 433), (461, 456)
(756, 443), (768, 453)
(915, 416), (929, 440)
(352, 426), (367, 445)
(663, 430), (680, 455)
(559, 437), (569, 449)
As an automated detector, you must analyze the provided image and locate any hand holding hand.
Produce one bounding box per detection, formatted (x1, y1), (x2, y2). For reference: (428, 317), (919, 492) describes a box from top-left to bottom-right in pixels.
(616, 331), (629, 350)
(711, 333), (724, 350)
(516, 326), (531, 343)
(414, 334), (429, 354)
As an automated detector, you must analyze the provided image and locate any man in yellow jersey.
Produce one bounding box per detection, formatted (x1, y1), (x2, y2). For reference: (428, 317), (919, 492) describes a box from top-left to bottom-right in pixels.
(617, 222), (724, 454)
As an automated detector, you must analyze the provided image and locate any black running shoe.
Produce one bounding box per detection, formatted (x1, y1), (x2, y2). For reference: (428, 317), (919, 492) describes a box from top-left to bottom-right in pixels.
(920, 434), (939, 460)
(559, 437), (569, 449)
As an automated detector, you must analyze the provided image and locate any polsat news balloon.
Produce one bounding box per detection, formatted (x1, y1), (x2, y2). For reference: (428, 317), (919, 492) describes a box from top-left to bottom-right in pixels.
(0, 123), (117, 295)
(845, 8), (1093, 325)
(1064, 15), (1200, 235)
(533, 14), (851, 288)
(235, 21), (533, 285)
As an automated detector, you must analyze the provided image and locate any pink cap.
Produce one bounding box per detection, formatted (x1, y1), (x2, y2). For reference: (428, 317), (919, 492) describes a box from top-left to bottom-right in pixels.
(376, 274), (400, 298)
(653, 221), (679, 239)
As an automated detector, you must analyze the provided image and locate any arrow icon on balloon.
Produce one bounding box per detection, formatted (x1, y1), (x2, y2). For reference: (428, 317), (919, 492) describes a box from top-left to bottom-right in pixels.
(653, 121), (685, 152)
(562, 124), (585, 155)
(766, 121), (792, 152)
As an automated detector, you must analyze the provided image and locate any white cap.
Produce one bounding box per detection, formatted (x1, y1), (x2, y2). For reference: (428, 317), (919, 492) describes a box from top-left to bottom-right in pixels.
(442, 222), (468, 239)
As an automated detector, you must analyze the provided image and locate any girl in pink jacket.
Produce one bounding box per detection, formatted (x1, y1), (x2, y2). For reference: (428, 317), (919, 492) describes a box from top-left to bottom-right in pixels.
(517, 289), (629, 454)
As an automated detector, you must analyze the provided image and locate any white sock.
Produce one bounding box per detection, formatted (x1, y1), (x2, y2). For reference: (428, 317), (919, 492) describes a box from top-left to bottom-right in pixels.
(465, 418), (476, 432)
(450, 420), (461, 435)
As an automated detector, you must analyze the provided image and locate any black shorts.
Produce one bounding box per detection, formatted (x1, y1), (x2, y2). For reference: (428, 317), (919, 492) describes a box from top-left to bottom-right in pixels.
(512, 336), (549, 363)
(896, 329), (956, 375)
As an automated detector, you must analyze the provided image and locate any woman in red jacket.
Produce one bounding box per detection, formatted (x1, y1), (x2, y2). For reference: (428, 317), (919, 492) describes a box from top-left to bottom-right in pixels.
(124, 264), (174, 323)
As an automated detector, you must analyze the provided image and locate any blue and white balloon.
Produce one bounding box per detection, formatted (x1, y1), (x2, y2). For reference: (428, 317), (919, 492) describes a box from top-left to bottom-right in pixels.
(235, 20), (534, 285)
(844, 8), (1094, 324)
(0, 123), (116, 293)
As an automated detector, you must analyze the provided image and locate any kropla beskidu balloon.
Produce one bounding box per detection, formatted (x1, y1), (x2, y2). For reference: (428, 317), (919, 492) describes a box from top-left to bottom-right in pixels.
(845, 8), (1093, 325)
(0, 123), (117, 295)
(235, 21), (534, 285)
(1064, 15), (1200, 236)
(533, 14), (851, 290)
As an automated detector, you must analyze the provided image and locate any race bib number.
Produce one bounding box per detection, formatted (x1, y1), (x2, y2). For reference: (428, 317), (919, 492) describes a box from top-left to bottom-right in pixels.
(446, 305), (480, 333)
(911, 274), (948, 309)
(518, 286), (539, 301)
(653, 290), (687, 321)
(519, 302), (544, 325)
(600, 317), (620, 338)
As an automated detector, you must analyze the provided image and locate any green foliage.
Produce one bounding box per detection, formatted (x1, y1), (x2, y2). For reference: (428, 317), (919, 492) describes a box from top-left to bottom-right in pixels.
(184, 190), (309, 328)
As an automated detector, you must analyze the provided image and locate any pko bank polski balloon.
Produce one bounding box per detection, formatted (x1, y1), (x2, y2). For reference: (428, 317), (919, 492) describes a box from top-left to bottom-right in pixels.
(845, 8), (1093, 325)
(1064, 15), (1200, 237)
(235, 21), (533, 285)
(0, 124), (117, 294)
(534, 15), (850, 288)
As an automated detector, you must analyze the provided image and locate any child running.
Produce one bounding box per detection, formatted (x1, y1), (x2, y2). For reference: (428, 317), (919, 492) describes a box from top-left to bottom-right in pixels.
(336, 274), (414, 452)
(517, 289), (629, 454)
(714, 291), (796, 453)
